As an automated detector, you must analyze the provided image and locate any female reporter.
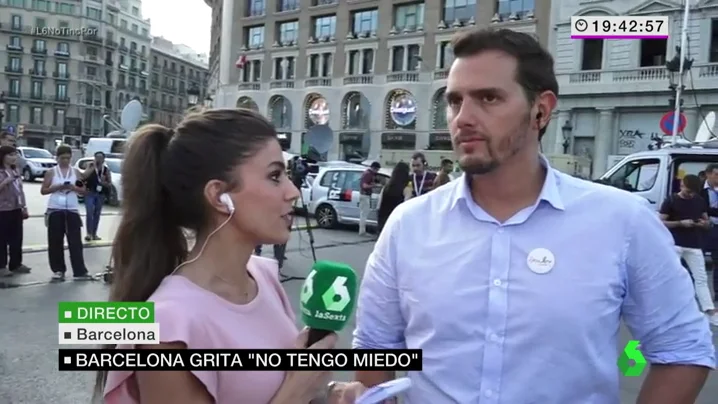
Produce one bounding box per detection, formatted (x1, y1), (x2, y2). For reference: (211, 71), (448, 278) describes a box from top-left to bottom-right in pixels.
(96, 108), (337, 404)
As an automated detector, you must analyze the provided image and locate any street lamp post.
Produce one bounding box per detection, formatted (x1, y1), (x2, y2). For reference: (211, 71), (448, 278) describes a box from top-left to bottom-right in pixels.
(561, 120), (573, 154)
(665, 47), (693, 116)
(187, 84), (200, 107)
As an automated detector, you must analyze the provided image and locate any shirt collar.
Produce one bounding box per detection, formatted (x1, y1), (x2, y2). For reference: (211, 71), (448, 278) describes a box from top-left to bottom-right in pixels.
(450, 154), (565, 212)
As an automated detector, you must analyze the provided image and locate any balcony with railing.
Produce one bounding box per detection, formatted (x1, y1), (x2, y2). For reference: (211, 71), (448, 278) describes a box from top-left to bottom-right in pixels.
(54, 49), (70, 58)
(238, 82), (261, 90)
(29, 68), (46, 77)
(53, 71), (70, 79)
(304, 77), (332, 87)
(269, 80), (295, 89)
(557, 63), (718, 95)
(4, 66), (23, 74)
(311, 0), (337, 7)
(386, 72), (420, 83)
(343, 75), (373, 85)
(105, 38), (118, 48)
(6, 44), (23, 53)
(31, 47), (47, 55)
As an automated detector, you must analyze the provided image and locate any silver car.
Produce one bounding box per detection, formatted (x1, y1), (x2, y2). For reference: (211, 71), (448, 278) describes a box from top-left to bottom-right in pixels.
(17, 147), (57, 181)
(307, 162), (390, 229)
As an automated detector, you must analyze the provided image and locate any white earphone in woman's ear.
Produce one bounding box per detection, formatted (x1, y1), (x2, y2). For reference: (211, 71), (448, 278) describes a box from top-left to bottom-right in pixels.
(219, 193), (235, 214)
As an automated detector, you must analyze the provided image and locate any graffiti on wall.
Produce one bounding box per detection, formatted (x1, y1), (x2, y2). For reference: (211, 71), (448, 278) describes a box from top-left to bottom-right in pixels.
(617, 128), (660, 154)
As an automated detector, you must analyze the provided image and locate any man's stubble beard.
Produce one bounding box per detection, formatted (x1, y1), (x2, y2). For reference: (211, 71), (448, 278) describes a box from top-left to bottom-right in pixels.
(457, 112), (531, 175)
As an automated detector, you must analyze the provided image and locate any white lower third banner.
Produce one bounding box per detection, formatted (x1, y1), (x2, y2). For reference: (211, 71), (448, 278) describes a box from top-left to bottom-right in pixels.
(58, 323), (160, 345)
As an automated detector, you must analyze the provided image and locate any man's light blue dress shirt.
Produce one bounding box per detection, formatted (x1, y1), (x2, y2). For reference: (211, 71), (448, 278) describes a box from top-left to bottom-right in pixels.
(353, 159), (715, 403)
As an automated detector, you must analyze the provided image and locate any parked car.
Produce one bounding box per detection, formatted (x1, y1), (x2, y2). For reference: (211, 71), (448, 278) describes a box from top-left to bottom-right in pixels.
(17, 147), (57, 181)
(307, 162), (390, 229)
(74, 157), (124, 206)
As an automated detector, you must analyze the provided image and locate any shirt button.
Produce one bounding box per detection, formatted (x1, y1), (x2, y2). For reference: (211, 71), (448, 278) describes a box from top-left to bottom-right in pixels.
(485, 389), (493, 397)
(493, 279), (501, 286)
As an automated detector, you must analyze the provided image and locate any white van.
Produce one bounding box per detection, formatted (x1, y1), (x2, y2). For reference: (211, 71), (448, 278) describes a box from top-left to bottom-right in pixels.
(599, 144), (718, 210)
(85, 138), (126, 158)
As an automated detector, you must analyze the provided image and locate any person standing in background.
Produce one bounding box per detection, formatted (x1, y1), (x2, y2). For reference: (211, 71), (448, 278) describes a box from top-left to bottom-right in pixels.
(0, 131), (15, 147)
(358, 162), (381, 236)
(701, 163), (718, 302)
(409, 152), (436, 197)
(0, 146), (31, 277)
(434, 159), (454, 188)
(82, 151), (112, 241)
(41, 144), (91, 281)
(377, 162), (411, 235)
(660, 174), (718, 326)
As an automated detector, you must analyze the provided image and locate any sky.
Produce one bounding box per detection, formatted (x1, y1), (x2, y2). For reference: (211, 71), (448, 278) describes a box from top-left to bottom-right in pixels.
(141, 0), (212, 55)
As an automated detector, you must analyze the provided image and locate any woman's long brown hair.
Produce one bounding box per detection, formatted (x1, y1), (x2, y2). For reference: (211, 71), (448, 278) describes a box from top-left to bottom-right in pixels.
(92, 108), (278, 401)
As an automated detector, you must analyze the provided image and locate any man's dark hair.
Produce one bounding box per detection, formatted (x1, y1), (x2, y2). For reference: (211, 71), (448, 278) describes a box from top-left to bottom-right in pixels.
(94, 151), (105, 157)
(370, 162), (381, 169)
(0, 131), (10, 139)
(682, 174), (702, 194)
(451, 28), (559, 139)
(441, 159), (453, 166)
(705, 163), (718, 174)
(411, 152), (426, 163)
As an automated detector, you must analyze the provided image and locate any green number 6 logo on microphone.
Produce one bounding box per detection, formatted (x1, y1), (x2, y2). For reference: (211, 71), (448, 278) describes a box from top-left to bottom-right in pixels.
(300, 270), (351, 312)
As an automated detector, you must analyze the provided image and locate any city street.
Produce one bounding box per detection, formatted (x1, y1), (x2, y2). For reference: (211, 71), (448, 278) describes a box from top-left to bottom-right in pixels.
(1, 184), (717, 403)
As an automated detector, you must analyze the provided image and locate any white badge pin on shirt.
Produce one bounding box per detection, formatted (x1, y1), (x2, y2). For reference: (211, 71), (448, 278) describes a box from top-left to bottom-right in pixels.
(527, 248), (555, 274)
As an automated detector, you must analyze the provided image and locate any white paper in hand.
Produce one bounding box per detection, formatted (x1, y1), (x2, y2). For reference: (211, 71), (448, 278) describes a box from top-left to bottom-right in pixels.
(355, 377), (412, 404)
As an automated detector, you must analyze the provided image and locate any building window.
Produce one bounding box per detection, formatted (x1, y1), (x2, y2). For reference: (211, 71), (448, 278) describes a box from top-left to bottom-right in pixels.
(395, 3), (424, 30)
(497, 0), (534, 18)
(54, 109), (65, 126)
(321, 53), (332, 76)
(56, 83), (67, 99)
(443, 0), (476, 23)
(438, 41), (453, 69)
(313, 15), (336, 39)
(252, 60), (262, 81)
(391, 46), (405, 72)
(639, 39), (667, 67)
(57, 42), (69, 53)
(581, 39), (603, 70)
(31, 107), (43, 124)
(10, 57), (21, 70)
(247, 0), (265, 17)
(31, 81), (43, 97)
(11, 15), (22, 29)
(407, 45), (421, 71)
(10, 36), (21, 47)
(309, 54), (320, 77)
(710, 19), (718, 63)
(351, 9), (378, 35)
(8, 105), (20, 122)
(9, 80), (20, 96)
(246, 25), (265, 48)
(278, 0), (299, 12)
(32, 0), (52, 12)
(362, 49), (374, 74)
(33, 39), (46, 51)
(278, 20), (299, 44)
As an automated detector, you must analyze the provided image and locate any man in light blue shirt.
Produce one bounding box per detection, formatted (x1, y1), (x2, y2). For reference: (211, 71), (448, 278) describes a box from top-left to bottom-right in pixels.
(332, 28), (715, 404)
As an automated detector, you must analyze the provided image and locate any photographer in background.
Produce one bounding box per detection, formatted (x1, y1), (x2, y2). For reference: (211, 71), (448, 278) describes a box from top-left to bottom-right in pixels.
(0, 145), (30, 277)
(81, 151), (112, 241)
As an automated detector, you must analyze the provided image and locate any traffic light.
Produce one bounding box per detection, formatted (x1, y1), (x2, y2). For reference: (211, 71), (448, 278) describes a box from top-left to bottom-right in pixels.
(17, 124), (24, 138)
